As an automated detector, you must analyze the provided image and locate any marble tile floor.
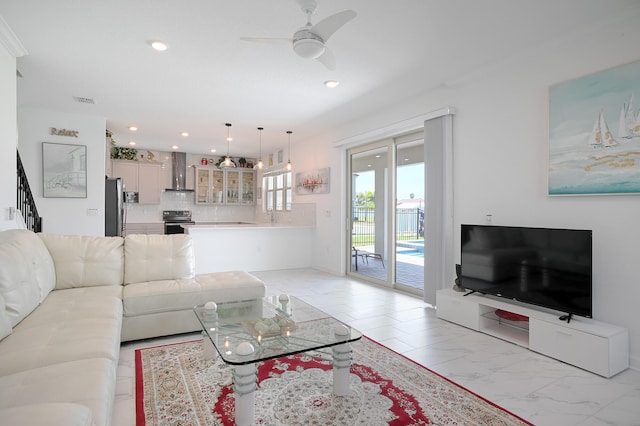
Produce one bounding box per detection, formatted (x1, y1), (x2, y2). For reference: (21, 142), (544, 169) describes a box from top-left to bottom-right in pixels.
(114, 268), (640, 426)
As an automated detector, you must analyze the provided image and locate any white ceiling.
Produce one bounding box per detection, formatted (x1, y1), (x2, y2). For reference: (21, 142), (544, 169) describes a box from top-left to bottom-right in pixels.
(2, 0), (637, 159)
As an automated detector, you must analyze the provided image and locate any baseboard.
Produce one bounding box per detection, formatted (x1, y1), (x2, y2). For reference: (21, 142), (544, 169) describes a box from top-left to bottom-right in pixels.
(629, 354), (640, 372)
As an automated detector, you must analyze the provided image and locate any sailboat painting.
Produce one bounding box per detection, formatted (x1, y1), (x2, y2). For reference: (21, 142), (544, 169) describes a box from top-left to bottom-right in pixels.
(549, 59), (640, 195)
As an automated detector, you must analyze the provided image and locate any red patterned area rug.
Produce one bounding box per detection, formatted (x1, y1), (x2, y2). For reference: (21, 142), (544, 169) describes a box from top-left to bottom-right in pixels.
(136, 338), (532, 425)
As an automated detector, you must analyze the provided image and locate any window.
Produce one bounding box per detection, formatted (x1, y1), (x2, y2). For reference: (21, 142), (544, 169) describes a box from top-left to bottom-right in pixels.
(263, 171), (292, 211)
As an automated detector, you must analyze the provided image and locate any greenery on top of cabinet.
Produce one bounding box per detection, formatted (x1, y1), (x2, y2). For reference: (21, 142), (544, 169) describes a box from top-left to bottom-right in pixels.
(111, 147), (138, 160)
(108, 129), (138, 160)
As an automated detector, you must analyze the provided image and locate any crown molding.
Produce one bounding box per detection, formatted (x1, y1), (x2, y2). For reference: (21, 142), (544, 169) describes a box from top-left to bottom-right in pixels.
(0, 15), (27, 57)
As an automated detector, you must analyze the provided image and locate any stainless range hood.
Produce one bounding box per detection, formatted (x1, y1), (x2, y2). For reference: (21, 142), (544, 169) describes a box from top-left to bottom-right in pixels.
(165, 152), (194, 192)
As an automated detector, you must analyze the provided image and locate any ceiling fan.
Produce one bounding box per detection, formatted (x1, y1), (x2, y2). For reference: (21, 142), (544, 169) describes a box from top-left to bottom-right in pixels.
(241, 0), (356, 70)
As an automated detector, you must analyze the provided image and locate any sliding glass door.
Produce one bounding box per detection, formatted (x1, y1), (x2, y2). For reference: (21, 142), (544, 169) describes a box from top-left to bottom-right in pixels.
(395, 136), (425, 293)
(349, 143), (391, 285)
(348, 133), (424, 295)
(345, 111), (453, 303)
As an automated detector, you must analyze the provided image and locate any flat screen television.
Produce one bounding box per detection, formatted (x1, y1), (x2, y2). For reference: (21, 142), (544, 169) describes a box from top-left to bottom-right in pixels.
(460, 224), (592, 319)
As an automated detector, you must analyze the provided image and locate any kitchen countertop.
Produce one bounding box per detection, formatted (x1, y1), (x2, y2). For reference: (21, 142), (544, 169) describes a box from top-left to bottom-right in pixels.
(184, 222), (312, 229)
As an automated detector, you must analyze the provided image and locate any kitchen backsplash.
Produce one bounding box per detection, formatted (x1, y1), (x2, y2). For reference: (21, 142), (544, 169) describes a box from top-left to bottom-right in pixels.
(125, 191), (315, 227)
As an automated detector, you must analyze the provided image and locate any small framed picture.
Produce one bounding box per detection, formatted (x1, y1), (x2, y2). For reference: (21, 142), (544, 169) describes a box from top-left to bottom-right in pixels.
(278, 149), (283, 164)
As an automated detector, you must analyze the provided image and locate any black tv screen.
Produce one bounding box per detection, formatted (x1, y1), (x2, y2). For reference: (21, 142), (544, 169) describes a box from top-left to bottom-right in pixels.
(460, 225), (592, 318)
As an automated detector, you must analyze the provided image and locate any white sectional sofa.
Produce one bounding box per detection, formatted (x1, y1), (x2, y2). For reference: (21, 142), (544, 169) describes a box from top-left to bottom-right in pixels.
(0, 229), (266, 426)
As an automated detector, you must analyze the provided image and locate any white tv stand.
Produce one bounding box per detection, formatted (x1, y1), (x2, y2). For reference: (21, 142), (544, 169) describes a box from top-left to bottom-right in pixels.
(436, 288), (629, 377)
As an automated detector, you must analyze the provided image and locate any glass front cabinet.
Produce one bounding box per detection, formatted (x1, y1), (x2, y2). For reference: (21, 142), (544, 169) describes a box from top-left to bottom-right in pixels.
(195, 167), (255, 205)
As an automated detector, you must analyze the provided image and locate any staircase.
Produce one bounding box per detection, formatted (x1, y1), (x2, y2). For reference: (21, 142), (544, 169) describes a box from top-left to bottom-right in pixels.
(17, 150), (42, 232)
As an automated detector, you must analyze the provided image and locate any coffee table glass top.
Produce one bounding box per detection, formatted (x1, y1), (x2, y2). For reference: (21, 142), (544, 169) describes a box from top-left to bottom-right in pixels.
(194, 295), (362, 365)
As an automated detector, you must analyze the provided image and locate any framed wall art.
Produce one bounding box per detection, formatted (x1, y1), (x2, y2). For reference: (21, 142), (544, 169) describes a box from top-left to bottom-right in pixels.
(42, 142), (87, 198)
(548, 59), (640, 195)
(295, 167), (330, 195)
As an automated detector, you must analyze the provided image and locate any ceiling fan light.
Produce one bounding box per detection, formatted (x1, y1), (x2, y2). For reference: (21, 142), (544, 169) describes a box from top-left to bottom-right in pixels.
(293, 38), (325, 59)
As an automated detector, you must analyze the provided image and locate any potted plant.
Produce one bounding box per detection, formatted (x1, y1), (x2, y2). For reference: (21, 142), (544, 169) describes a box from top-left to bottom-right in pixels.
(111, 146), (138, 160)
(238, 157), (247, 168)
(107, 130), (138, 160)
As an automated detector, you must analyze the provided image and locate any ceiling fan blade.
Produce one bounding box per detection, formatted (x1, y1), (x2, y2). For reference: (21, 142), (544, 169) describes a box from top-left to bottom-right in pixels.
(312, 10), (356, 42)
(240, 37), (293, 45)
(316, 46), (336, 70)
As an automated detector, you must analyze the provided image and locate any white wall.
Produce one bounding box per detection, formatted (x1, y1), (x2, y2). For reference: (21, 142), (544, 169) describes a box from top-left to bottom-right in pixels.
(18, 107), (106, 235)
(282, 134), (344, 275)
(304, 9), (640, 369)
(0, 23), (18, 231)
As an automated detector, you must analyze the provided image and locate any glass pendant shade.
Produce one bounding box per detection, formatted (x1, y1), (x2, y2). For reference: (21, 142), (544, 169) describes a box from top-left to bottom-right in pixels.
(221, 122), (235, 168)
(257, 127), (264, 169)
(286, 130), (293, 171)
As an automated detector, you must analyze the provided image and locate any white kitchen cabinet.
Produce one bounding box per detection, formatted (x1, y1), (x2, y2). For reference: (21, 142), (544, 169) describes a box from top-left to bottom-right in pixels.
(111, 160), (138, 192)
(195, 167), (225, 204)
(111, 160), (162, 204)
(195, 167), (255, 205)
(123, 222), (164, 236)
(436, 288), (629, 377)
(225, 169), (255, 205)
(137, 162), (162, 204)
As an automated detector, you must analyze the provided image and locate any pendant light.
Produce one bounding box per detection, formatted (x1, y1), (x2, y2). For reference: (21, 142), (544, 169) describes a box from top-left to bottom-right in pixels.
(222, 122), (234, 168)
(256, 127), (264, 169)
(286, 130), (293, 171)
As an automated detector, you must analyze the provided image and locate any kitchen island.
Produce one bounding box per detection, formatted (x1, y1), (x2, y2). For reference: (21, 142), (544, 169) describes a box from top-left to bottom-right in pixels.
(184, 223), (314, 274)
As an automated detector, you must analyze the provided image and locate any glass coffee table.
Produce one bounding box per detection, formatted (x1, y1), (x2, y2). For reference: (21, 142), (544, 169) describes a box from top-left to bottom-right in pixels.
(193, 295), (362, 426)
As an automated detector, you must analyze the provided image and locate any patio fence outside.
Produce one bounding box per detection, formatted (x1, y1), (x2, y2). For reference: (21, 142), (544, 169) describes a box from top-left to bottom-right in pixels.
(352, 207), (424, 246)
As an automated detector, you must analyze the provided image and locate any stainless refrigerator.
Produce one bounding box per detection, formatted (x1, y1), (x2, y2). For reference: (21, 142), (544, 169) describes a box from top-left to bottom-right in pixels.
(105, 177), (124, 236)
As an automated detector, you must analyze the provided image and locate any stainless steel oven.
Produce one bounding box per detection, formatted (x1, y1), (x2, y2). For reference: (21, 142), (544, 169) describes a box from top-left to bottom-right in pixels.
(162, 210), (194, 234)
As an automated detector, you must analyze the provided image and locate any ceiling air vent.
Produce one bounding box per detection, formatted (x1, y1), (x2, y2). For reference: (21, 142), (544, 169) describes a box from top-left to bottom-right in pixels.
(73, 96), (96, 104)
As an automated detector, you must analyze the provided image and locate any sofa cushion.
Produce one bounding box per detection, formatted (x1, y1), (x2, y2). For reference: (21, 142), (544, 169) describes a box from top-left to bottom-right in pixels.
(38, 233), (124, 289)
(0, 230), (55, 327)
(0, 403), (93, 426)
(123, 271), (265, 316)
(0, 287), (122, 376)
(0, 358), (116, 426)
(0, 294), (11, 341)
(124, 234), (194, 285)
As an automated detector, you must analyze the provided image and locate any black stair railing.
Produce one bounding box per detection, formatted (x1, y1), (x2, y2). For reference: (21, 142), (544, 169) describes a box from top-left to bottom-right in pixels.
(17, 150), (42, 232)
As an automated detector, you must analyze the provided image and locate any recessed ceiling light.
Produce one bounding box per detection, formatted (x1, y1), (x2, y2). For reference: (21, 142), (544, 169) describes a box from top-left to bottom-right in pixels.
(128, 141), (136, 146)
(172, 145), (179, 150)
(181, 132), (189, 137)
(210, 148), (216, 153)
(150, 40), (168, 51)
(375, 155), (381, 158)
(324, 80), (339, 88)
(128, 126), (138, 131)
